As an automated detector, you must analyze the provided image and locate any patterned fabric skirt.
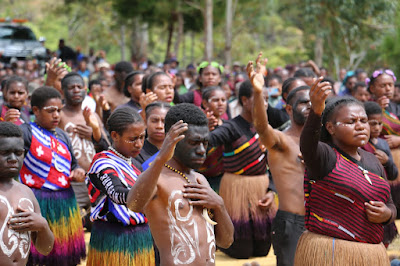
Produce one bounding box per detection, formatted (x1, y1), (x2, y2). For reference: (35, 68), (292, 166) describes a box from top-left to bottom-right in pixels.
(294, 231), (389, 266)
(87, 220), (155, 266)
(28, 187), (86, 266)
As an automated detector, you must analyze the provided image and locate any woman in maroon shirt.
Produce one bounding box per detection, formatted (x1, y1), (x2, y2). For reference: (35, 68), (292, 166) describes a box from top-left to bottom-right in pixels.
(295, 77), (396, 266)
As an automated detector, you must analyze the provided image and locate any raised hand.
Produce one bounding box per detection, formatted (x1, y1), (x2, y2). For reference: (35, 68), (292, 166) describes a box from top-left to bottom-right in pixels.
(158, 120), (188, 163)
(205, 107), (218, 131)
(384, 135), (400, 149)
(45, 57), (69, 93)
(139, 92), (158, 111)
(246, 52), (266, 93)
(4, 108), (21, 122)
(309, 77), (331, 116)
(377, 96), (390, 109)
(97, 94), (110, 111)
(83, 107), (99, 130)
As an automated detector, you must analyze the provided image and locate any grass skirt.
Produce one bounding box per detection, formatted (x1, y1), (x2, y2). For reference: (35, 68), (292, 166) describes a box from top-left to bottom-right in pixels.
(28, 187), (86, 266)
(219, 173), (276, 241)
(294, 231), (389, 266)
(87, 221), (155, 266)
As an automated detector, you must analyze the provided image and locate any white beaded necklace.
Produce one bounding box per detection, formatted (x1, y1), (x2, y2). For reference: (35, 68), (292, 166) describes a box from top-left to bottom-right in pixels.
(109, 146), (132, 165)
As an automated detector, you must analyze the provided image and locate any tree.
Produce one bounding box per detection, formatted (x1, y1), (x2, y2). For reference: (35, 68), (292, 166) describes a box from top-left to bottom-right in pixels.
(280, 0), (396, 77)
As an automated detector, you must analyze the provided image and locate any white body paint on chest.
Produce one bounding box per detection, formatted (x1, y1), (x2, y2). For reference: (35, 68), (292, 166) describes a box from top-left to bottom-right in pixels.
(167, 190), (215, 264)
(64, 122), (95, 161)
(0, 196), (33, 258)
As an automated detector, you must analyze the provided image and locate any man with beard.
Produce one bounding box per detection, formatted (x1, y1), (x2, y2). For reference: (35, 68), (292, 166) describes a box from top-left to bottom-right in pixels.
(58, 72), (106, 230)
(127, 103), (233, 265)
(247, 53), (312, 266)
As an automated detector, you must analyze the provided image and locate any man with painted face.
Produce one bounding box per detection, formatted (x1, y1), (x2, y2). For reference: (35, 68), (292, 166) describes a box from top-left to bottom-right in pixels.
(127, 103), (233, 265)
(0, 122), (54, 266)
(247, 53), (311, 266)
(58, 72), (106, 230)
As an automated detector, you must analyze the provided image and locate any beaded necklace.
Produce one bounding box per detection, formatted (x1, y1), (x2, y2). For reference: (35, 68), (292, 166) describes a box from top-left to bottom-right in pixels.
(35, 122), (64, 173)
(164, 163), (218, 225)
(109, 146), (132, 166)
(164, 163), (191, 183)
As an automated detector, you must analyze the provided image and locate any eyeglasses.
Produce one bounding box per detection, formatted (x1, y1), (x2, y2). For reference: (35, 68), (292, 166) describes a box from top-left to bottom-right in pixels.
(368, 120), (383, 127)
(197, 61), (224, 74)
(124, 134), (145, 144)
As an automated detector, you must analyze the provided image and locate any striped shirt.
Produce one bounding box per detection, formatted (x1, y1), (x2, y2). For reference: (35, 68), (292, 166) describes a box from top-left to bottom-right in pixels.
(86, 150), (147, 226)
(209, 115), (267, 175)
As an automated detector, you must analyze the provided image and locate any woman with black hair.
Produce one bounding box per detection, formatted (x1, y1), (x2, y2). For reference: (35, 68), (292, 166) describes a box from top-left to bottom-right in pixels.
(295, 78), (395, 265)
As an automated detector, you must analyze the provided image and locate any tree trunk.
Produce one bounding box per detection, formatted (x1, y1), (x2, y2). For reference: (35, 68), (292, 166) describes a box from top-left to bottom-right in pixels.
(204, 0), (213, 61)
(130, 18), (148, 62)
(314, 35), (323, 67)
(120, 24), (126, 61)
(166, 16), (175, 59)
(191, 31), (195, 63)
(174, 12), (184, 58)
(224, 0), (233, 66)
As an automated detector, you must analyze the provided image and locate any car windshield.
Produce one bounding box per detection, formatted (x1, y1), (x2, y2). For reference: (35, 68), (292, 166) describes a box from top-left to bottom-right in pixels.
(0, 26), (36, 40)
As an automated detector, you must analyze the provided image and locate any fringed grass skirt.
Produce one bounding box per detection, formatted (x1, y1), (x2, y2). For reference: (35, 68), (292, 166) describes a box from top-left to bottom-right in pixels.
(28, 187), (86, 266)
(87, 221), (155, 266)
(294, 231), (389, 266)
(219, 173), (276, 241)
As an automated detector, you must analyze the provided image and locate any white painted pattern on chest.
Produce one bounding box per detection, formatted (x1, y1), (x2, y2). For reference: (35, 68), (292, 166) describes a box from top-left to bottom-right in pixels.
(167, 190), (215, 264)
(0, 196), (33, 258)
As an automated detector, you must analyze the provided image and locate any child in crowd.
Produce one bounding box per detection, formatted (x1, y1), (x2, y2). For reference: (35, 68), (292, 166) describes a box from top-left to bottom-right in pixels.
(19, 86), (86, 266)
(1, 76), (30, 124)
(351, 82), (371, 103)
(0, 122), (54, 266)
(361, 101), (399, 247)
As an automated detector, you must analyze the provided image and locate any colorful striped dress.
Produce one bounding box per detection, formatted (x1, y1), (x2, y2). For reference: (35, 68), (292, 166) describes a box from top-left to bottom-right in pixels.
(19, 122), (85, 266)
(209, 115), (275, 258)
(86, 150), (155, 266)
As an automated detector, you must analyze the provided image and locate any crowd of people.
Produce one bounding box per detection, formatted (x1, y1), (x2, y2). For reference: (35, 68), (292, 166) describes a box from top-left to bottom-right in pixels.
(0, 45), (399, 266)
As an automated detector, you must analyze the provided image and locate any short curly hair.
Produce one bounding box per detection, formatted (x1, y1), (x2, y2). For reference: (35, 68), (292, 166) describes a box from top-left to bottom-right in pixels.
(30, 86), (62, 109)
(0, 122), (22, 138)
(165, 103), (208, 132)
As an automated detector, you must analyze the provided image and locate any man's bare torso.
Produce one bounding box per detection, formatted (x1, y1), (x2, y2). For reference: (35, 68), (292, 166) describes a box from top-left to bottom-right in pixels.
(59, 111), (95, 172)
(144, 168), (216, 266)
(268, 131), (305, 215)
(0, 182), (35, 266)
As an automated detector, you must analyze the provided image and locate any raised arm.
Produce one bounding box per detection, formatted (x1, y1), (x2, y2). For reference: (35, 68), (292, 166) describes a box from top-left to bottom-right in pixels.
(300, 77), (335, 179)
(127, 120), (188, 212)
(247, 52), (282, 149)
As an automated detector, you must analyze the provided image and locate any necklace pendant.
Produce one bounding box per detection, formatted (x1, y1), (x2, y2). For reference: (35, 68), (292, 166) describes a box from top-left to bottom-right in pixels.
(362, 170), (372, 185)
